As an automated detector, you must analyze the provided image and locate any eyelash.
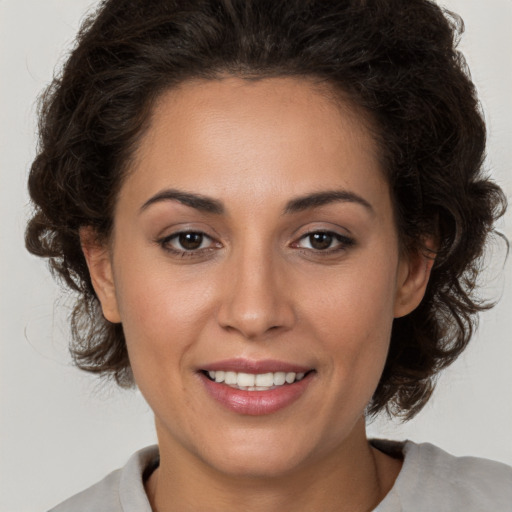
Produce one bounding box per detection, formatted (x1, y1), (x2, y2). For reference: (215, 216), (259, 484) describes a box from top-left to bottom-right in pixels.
(156, 231), (219, 258)
(292, 231), (355, 254)
(156, 230), (355, 258)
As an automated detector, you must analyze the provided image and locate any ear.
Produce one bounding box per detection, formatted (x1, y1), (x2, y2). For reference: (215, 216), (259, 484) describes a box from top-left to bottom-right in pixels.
(394, 239), (436, 318)
(80, 227), (121, 323)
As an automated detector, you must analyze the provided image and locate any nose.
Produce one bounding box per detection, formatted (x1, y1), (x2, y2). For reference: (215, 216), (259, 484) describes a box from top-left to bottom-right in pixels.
(216, 246), (296, 340)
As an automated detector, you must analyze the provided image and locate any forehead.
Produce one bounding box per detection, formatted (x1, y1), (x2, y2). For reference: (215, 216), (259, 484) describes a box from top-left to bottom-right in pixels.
(121, 76), (388, 214)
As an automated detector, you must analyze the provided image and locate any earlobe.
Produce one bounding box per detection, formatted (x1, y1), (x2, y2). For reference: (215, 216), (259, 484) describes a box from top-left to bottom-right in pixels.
(394, 242), (436, 319)
(80, 227), (121, 323)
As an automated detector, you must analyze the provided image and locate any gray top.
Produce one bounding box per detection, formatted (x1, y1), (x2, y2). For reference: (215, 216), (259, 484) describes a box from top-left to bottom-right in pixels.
(49, 441), (512, 511)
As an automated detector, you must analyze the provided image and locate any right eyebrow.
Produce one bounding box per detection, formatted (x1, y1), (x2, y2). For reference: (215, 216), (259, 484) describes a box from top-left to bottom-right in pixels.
(283, 190), (374, 215)
(139, 188), (225, 215)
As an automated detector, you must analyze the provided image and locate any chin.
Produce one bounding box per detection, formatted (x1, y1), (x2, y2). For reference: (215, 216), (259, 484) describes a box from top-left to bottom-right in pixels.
(206, 451), (308, 480)
(195, 427), (324, 479)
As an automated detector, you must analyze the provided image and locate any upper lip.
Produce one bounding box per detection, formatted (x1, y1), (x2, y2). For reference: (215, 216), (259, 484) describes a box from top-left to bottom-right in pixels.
(200, 358), (313, 374)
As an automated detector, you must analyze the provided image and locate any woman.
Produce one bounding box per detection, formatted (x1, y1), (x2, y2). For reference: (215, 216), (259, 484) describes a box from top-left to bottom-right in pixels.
(24, 0), (511, 510)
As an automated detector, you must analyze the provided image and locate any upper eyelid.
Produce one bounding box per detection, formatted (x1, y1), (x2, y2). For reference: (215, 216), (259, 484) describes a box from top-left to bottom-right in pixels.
(295, 228), (353, 241)
(160, 230), (215, 245)
(156, 231), (221, 257)
(155, 226), (355, 248)
(290, 219), (354, 237)
(292, 229), (356, 249)
(297, 231), (353, 241)
(156, 225), (219, 242)
(161, 229), (212, 239)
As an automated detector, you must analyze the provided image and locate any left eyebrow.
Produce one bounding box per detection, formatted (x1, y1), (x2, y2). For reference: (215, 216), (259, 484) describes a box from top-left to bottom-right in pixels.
(140, 188), (224, 214)
(283, 190), (374, 215)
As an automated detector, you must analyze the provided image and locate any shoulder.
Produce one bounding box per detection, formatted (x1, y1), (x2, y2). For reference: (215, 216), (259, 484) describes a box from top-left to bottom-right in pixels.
(48, 445), (158, 512)
(48, 468), (123, 512)
(374, 440), (512, 512)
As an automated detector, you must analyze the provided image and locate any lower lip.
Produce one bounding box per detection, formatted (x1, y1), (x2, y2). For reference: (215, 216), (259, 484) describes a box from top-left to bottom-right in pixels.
(199, 373), (313, 416)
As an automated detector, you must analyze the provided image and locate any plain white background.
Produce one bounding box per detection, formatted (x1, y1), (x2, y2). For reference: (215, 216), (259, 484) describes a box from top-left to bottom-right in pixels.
(1, 1), (511, 510)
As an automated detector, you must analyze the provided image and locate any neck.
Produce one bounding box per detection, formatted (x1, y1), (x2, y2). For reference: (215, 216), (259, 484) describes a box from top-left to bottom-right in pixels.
(145, 418), (402, 512)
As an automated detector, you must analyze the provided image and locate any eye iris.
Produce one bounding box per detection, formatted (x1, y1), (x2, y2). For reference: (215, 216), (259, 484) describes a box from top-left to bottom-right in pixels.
(310, 232), (333, 250)
(179, 232), (203, 250)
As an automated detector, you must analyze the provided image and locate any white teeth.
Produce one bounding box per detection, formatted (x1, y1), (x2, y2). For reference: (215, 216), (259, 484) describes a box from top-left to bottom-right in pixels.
(237, 372), (255, 387)
(255, 372), (274, 387)
(285, 372), (296, 384)
(273, 372), (286, 385)
(224, 371), (237, 385)
(206, 370), (308, 390)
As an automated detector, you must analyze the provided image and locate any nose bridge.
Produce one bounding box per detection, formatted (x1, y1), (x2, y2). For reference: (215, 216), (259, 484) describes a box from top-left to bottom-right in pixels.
(217, 236), (294, 339)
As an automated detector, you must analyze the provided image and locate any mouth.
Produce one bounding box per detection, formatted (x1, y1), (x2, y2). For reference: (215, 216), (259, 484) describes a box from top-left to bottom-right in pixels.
(202, 370), (310, 391)
(198, 361), (316, 415)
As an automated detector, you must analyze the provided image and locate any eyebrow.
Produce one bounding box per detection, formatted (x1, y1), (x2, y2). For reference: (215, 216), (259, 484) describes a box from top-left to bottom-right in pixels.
(284, 190), (374, 215)
(140, 188), (373, 216)
(140, 189), (224, 214)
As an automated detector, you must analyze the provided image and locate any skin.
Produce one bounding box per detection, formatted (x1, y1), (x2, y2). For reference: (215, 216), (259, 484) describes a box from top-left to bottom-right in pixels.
(83, 77), (434, 511)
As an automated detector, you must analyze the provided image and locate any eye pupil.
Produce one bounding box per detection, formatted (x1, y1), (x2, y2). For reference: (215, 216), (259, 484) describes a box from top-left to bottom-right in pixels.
(179, 232), (203, 250)
(310, 232), (333, 250)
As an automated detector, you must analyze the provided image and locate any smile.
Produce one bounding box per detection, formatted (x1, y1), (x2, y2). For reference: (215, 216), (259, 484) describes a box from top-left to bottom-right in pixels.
(199, 363), (315, 415)
(204, 370), (307, 391)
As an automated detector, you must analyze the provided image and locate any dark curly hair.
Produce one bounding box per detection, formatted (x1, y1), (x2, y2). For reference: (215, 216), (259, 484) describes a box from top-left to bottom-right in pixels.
(26, 0), (506, 419)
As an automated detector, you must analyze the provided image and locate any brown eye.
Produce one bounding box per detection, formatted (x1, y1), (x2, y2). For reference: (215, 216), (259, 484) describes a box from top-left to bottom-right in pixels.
(178, 232), (204, 250)
(157, 230), (221, 257)
(294, 231), (355, 252)
(159, 231), (215, 253)
(309, 232), (334, 250)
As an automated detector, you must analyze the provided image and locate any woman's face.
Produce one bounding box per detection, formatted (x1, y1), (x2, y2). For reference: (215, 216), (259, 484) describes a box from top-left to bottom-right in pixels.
(87, 77), (429, 477)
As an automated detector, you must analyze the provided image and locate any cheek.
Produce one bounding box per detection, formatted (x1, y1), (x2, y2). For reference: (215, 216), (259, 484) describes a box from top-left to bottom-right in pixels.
(113, 262), (217, 377)
(115, 247), (215, 328)
(115, 273), (213, 421)
(302, 263), (397, 385)
(304, 260), (397, 336)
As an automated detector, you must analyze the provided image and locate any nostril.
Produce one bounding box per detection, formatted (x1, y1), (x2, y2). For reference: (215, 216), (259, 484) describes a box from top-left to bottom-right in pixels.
(216, 281), (296, 339)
